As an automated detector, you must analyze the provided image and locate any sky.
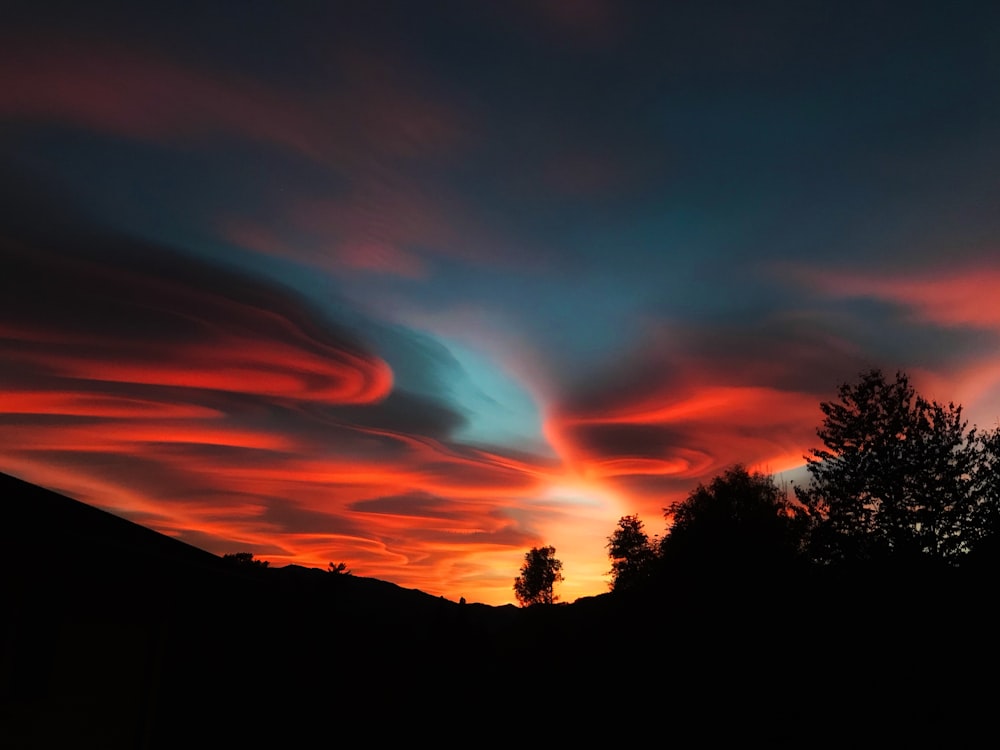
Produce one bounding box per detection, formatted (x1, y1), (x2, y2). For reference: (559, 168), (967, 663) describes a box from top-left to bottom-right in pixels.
(2, 1), (999, 605)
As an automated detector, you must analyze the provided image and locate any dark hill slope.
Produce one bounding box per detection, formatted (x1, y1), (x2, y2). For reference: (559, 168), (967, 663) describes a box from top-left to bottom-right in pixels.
(1, 473), (629, 745)
(0, 472), (516, 746)
(1, 470), (224, 580)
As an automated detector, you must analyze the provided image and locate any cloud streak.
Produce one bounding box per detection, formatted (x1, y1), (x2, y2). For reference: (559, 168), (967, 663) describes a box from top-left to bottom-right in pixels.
(805, 265), (1000, 330)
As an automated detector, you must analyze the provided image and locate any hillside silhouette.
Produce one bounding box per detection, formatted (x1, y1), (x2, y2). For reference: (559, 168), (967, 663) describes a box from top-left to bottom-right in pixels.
(1, 471), (625, 745)
(2, 470), (995, 747)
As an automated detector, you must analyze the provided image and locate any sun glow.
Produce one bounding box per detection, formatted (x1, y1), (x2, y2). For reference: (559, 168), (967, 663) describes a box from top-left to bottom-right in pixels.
(530, 477), (628, 603)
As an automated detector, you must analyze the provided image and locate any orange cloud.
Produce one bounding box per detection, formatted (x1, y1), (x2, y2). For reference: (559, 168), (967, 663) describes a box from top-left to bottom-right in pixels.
(549, 384), (819, 505)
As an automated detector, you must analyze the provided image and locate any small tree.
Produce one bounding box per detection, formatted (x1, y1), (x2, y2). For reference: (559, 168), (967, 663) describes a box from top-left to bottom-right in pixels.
(328, 561), (351, 575)
(607, 514), (656, 592)
(513, 546), (563, 606)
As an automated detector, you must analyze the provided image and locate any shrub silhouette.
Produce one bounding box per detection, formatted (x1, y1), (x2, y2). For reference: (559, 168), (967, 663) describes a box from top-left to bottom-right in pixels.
(662, 465), (807, 574)
(222, 552), (269, 569)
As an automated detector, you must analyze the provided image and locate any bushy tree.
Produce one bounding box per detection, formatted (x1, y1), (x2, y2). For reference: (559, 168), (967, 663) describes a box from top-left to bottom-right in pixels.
(795, 369), (999, 563)
(662, 465), (807, 570)
(607, 514), (656, 592)
(513, 546), (563, 606)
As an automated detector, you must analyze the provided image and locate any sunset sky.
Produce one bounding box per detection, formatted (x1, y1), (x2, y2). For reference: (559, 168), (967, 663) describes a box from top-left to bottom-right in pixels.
(2, 1), (999, 605)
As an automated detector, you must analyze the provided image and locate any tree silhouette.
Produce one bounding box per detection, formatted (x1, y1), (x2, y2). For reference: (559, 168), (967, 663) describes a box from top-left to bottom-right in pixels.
(328, 561), (351, 575)
(969, 427), (1000, 563)
(607, 514), (656, 592)
(795, 369), (999, 563)
(513, 546), (563, 606)
(662, 465), (807, 572)
(222, 551), (269, 569)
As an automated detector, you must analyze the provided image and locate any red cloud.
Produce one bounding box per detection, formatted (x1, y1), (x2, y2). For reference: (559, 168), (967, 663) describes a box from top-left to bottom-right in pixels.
(806, 265), (1000, 329)
(0, 37), (462, 165)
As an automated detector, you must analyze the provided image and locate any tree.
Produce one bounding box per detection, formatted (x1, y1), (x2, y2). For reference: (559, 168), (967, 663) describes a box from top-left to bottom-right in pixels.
(795, 369), (999, 563)
(662, 464), (807, 570)
(513, 546), (564, 606)
(607, 514), (656, 592)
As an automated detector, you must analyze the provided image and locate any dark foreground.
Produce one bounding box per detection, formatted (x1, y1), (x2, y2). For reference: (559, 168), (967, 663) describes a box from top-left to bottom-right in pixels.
(2, 472), (996, 747)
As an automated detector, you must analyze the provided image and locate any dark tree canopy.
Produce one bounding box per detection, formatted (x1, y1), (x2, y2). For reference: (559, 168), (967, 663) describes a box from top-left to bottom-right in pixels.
(662, 465), (807, 570)
(513, 546), (564, 606)
(795, 369), (1000, 564)
(607, 514), (655, 592)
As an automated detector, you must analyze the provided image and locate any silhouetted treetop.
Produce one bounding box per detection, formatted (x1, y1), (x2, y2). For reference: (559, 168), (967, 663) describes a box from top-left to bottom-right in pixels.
(514, 546), (563, 606)
(662, 465), (807, 570)
(607, 514), (655, 592)
(795, 369), (1000, 563)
